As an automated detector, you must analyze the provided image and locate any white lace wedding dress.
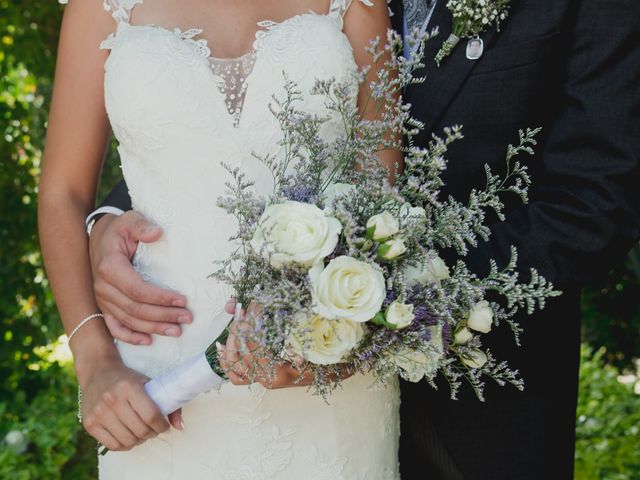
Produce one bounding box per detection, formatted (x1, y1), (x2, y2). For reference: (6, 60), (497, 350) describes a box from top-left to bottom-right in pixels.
(81, 0), (401, 477)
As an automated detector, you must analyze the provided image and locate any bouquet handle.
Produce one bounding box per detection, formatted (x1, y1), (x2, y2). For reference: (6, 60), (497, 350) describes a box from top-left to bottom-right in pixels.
(144, 353), (225, 415)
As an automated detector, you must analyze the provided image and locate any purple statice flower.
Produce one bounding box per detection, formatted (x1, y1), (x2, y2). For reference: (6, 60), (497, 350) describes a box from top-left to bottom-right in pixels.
(413, 304), (436, 326)
(283, 184), (316, 203)
(383, 290), (398, 308)
(441, 322), (453, 351)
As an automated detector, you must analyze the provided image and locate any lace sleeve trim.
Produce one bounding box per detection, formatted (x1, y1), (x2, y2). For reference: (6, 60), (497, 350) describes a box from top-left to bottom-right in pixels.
(328, 0), (374, 18)
(98, 0), (144, 50)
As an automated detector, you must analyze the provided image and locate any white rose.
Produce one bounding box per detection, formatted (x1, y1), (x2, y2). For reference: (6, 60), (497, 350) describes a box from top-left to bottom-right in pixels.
(323, 183), (356, 211)
(4, 430), (28, 455)
(309, 256), (386, 322)
(453, 327), (473, 345)
(366, 211), (399, 240)
(378, 237), (407, 260)
(461, 349), (488, 369)
(251, 201), (342, 268)
(404, 250), (450, 286)
(386, 301), (415, 329)
(288, 314), (363, 365)
(467, 300), (493, 334)
(392, 325), (444, 382)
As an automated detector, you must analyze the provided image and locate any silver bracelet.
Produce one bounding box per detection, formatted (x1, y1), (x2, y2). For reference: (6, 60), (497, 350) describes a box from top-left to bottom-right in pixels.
(68, 313), (105, 343)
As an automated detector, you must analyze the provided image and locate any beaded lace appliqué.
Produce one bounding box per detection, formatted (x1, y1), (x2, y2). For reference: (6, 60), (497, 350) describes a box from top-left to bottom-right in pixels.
(209, 53), (257, 128)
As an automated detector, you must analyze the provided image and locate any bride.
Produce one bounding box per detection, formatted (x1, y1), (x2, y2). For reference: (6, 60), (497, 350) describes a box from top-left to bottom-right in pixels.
(39, 0), (403, 478)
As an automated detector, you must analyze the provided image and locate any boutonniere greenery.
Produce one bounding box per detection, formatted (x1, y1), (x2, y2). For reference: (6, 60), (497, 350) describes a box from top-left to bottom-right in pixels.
(435, 0), (511, 66)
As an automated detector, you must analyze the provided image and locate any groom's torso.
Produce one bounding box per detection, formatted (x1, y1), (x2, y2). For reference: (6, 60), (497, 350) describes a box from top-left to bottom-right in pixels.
(393, 1), (583, 479)
(396, 0), (572, 198)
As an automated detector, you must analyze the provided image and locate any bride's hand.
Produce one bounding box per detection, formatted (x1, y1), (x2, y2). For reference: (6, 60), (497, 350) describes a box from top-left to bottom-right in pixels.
(219, 299), (353, 389)
(79, 357), (179, 451)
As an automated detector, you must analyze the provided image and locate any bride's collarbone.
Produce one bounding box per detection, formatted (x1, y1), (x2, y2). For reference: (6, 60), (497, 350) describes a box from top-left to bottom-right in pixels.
(127, 0), (333, 59)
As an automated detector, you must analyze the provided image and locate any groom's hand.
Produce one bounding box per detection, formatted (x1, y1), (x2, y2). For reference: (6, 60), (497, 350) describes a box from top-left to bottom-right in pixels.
(89, 211), (192, 345)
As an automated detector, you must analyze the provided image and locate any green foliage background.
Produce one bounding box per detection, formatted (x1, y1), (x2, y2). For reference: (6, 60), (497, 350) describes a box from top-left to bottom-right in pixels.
(0, 2), (638, 478)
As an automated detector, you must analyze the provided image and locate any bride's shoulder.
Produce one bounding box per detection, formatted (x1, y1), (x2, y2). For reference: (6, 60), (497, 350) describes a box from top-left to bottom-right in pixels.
(57, 0), (115, 45)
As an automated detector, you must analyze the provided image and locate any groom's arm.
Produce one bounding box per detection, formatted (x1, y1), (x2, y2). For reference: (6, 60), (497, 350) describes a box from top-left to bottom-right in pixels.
(464, 1), (640, 289)
(85, 179), (131, 231)
(87, 180), (192, 345)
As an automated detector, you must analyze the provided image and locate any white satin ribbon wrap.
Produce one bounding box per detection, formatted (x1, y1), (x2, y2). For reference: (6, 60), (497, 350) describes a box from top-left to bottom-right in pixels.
(144, 353), (224, 415)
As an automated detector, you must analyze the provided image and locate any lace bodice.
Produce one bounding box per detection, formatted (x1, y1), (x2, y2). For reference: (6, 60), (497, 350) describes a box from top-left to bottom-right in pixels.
(60, 0), (401, 478)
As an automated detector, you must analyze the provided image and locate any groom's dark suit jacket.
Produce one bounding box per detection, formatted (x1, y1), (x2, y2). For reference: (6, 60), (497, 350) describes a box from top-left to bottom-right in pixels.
(98, 1), (640, 478)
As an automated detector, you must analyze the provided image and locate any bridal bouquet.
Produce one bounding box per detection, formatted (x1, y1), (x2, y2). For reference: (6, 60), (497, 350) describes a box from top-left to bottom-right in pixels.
(142, 27), (560, 415)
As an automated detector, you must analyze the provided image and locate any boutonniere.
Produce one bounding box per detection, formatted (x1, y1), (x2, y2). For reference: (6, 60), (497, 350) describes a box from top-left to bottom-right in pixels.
(435, 0), (511, 67)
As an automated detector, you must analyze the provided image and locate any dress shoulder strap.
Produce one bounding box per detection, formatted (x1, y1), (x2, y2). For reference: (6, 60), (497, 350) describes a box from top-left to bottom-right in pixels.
(328, 0), (354, 18)
(102, 0), (144, 27)
(328, 0), (374, 18)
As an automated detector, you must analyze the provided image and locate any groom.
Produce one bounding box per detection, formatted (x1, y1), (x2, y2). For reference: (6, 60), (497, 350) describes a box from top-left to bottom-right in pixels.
(85, 0), (640, 478)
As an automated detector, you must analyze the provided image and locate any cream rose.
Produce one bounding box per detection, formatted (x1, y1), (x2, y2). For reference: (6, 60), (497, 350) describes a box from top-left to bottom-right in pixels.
(404, 251), (450, 286)
(467, 300), (493, 333)
(288, 314), (363, 365)
(386, 301), (415, 329)
(453, 327), (474, 345)
(461, 349), (488, 369)
(251, 201), (342, 268)
(378, 237), (407, 260)
(392, 325), (444, 382)
(366, 211), (399, 240)
(309, 256), (386, 322)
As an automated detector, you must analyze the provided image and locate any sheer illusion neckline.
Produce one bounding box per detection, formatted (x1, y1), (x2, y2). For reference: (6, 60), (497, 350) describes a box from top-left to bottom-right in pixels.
(119, 13), (344, 128)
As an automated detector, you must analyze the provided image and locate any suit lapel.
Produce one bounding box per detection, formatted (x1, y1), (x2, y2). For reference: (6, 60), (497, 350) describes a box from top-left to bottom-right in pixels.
(389, 0), (404, 36)
(406, 2), (499, 136)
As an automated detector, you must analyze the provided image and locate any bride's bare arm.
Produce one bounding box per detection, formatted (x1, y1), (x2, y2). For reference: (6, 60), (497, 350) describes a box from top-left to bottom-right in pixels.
(38, 0), (175, 450)
(344, 0), (404, 180)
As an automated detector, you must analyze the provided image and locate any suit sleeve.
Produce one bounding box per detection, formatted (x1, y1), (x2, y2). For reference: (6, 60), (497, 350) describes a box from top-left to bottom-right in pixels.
(464, 1), (640, 288)
(97, 179), (132, 211)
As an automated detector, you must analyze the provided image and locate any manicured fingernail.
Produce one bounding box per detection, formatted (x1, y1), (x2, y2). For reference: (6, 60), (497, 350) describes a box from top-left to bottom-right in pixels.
(138, 338), (151, 345)
(180, 417), (185, 430)
(164, 327), (180, 336)
(178, 316), (191, 324)
(172, 299), (186, 307)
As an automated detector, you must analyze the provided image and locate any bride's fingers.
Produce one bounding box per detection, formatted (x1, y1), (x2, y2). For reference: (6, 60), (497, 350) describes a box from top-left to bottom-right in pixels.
(101, 408), (140, 450)
(224, 298), (236, 315)
(167, 409), (184, 431)
(218, 344), (249, 385)
(127, 385), (171, 435)
(91, 426), (123, 451)
(120, 398), (159, 440)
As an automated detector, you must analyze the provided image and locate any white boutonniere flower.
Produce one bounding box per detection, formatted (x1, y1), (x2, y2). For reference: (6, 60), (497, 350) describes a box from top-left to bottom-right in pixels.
(435, 0), (512, 66)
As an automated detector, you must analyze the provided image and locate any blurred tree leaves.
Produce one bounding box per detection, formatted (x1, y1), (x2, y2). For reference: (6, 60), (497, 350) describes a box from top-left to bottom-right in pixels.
(1, 1), (118, 476)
